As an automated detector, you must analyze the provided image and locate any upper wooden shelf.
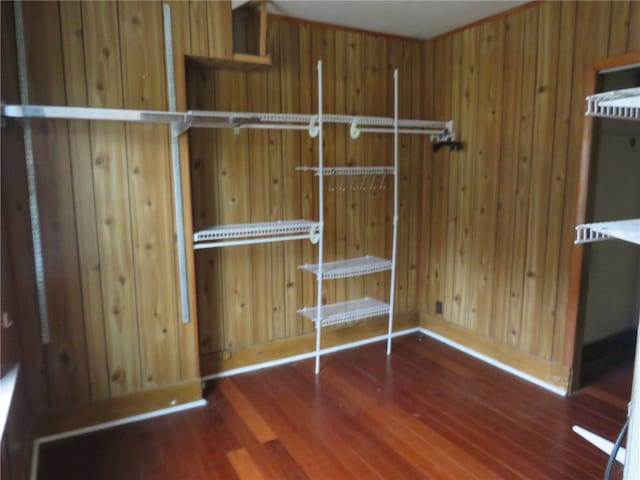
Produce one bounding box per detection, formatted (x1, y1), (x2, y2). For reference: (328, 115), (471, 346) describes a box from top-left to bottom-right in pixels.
(190, 52), (272, 72)
(198, 0), (271, 71)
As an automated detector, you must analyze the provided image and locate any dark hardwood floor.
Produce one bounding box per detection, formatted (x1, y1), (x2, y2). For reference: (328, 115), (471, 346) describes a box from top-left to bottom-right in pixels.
(37, 333), (632, 479)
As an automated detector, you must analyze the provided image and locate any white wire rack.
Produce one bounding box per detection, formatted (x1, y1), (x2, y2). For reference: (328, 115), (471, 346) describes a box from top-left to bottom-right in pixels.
(575, 219), (640, 245)
(296, 166), (395, 176)
(585, 87), (640, 121)
(299, 255), (392, 279)
(298, 297), (390, 327)
(1, 105), (455, 140)
(193, 220), (321, 249)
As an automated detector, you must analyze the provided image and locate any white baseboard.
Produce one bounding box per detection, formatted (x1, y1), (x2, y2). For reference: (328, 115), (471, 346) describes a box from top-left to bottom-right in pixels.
(29, 398), (207, 480)
(202, 327), (422, 381)
(418, 327), (567, 396)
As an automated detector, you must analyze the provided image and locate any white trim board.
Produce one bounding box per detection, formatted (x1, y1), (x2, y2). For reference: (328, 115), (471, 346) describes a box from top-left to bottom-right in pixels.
(418, 328), (567, 396)
(29, 399), (207, 480)
(202, 327), (422, 381)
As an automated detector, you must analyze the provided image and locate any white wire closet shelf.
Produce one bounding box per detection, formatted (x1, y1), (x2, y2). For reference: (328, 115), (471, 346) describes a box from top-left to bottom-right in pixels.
(296, 166), (395, 176)
(585, 87), (640, 121)
(574, 219), (640, 245)
(299, 255), (392, 279)
(298, 297), (390, 327)
(1, 105), (454, 139)
(193, 220), (321, 249)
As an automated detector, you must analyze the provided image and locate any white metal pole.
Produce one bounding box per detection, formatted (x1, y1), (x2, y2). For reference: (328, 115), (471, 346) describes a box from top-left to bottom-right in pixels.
(315, 61), (325, 374)
(387, 69), (399, 355)
(163, 3), (191, 324)
(14, 0), (50, 344)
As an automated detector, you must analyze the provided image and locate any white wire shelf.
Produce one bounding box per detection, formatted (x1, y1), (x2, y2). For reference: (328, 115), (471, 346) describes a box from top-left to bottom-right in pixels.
(193, 220), (321, 249)
(296, 166), (395, 176)
(299, 255), (392, 279)
(585, 87), (640, 121)
(298, 297), (390, 327)
(575, 219), (640, 245)
(1, 104), (454, 139)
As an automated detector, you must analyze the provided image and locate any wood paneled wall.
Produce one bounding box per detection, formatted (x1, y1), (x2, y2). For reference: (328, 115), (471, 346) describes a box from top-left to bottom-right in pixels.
(188, 17), (425, 364)
(2, 1), (425, 413)
(422, 1), (640, 370)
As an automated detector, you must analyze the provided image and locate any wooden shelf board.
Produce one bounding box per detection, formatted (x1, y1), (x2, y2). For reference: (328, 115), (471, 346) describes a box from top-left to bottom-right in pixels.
(189, 53), (272, 72)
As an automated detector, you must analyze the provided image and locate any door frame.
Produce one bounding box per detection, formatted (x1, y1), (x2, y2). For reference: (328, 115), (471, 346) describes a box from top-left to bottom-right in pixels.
(563, 52), (640, 392)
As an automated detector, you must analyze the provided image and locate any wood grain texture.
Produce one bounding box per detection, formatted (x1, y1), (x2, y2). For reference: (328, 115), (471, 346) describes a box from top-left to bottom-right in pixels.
(24, 0), (90, 408)
(59, 1), (110, 401)
(119, 1), (180, 389)
(82, 0), (141, 396)
(420, 0), (637, 385)
(11, 0), (635, 415)
(37, 334), (629, 480)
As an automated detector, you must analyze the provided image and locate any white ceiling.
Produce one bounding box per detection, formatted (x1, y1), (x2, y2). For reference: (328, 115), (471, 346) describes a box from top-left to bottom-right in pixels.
(250, 1), (527, 40)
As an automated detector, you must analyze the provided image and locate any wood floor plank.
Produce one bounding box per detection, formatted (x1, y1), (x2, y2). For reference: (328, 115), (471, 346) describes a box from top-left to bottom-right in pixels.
(37, 334), (632, 480)
(227, 448), (266, 480)
(219, 378), (278, 443)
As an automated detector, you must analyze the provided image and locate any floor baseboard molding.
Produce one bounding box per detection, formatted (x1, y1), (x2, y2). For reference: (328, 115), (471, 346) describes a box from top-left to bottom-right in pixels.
(202, 327), (422, 381)
(418, 327), (567, 396)
(29, 399), (207, 480)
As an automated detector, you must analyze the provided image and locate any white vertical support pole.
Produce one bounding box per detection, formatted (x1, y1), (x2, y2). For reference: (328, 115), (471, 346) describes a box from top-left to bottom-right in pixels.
(14, 0), (50, 343)
(386, 69), (399, 355)
(163, 4), (190, 324)
(314, 61), (325, 374)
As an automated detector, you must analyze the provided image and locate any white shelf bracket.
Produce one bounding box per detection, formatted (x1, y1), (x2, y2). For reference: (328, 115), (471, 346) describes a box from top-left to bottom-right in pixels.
(350, 118), (361, 139)
(308, 116), (319, 138)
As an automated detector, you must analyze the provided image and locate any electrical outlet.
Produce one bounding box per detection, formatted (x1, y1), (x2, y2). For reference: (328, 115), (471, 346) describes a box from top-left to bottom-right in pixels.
(435, 301), (443, 315)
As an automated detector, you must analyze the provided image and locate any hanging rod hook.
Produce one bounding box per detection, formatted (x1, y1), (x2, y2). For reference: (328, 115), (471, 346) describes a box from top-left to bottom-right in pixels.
(308, 116), (319, 138)
(350, 118), (361, 140)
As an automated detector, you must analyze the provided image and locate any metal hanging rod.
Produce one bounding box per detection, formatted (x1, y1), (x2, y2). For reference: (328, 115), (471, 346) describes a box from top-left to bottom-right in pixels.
(2, 104), (455, 140)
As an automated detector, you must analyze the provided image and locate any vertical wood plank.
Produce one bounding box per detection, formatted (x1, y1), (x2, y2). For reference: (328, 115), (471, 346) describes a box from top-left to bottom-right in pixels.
(395, 41), (414, 312)
(628, 1), (640, 52)
(520, 2), (561, 355)
(215, 65), (254, 349)
(608, 1), (630, 57)
(506, 6), (538, 347)
(451, 27), (479, 330)
(24, 0), (91, 407)
(334, 29), (348, 306)
(189, 1), (209, 57)
(364, 34), (387, 305)
(443, 35), (459, 322)
(82, 0), (141, 394)
(280, 20), (304, 336)
(189, 63), (224, 354)
(490, 9), (525, 344)
(266, 21), (285, 340)
(345, 32), (366, 302)
(245, 45), (272, 343)
(427, 38), (451, 318)
(406, 40), (423, 312)
(119, 1), (180, 388)
(467, 18), (505, 337)
(59, 1), (109, 400)
(541, 1), (576, 361)
(207, 1), (233, 59)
